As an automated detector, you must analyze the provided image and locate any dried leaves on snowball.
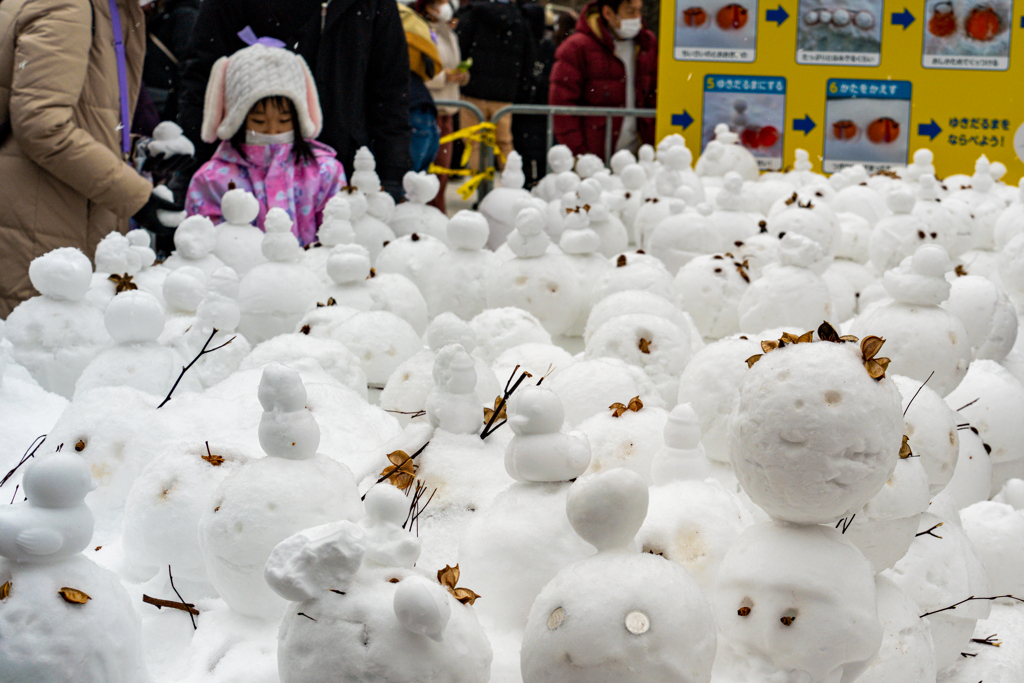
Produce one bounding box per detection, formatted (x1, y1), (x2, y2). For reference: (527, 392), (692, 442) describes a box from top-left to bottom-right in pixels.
(437, 564), (480, 605)
(483, 396), (507, 423)
(610, 396), (644, 417)
(381, 450), (417, 491)
(107, 273), (138, 293)
(743, 321), (882, 380)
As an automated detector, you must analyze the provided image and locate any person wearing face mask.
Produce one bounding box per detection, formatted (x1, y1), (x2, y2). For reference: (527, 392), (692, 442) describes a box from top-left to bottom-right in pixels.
(184, 41), (346, 247)
(549, 0), (657, 158)
(415, 0), (467, 212)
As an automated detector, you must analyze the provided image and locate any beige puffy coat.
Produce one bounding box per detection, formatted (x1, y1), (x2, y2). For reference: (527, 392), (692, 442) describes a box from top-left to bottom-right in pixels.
(0, 0), (151, 316)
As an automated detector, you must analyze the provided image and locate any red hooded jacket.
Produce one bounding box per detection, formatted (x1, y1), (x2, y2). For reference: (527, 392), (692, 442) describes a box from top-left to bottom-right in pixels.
(548, 1), (657, 158)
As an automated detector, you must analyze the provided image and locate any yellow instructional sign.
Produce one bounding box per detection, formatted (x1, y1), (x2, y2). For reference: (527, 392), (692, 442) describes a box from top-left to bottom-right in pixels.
(655, 0), (1024, 181)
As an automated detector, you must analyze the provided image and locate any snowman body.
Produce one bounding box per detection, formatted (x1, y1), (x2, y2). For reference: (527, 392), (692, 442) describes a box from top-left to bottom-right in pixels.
(213, 188), (267, 276)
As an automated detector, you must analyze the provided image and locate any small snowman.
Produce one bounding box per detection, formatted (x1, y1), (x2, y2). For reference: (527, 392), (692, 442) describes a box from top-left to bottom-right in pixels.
(479, 151), (533, 249)
(654, 139), (705, 204)
(320, 243), (375, 310)
(162, 214), (225, 275)
(737, 233), (832, 334)
(521, 468), (718, 683)
(390, 171), (448, 243)
(485, 207), (581, 337)
(340, 189), (396, 261)
(0, 453), (151, 682)
(425, 344), (484, 435)
(238, 208), (321, 344)
(197, 364), (362, 620)
(350, 146), (383, 193)
(504, 385), (591, 483)
(424, 210), (500, 320)
(942, 274), (1018, 361)
(177, 266), (252, 388)
(869, 189), (941, 272)
(851, 244), (971, 396)
(709, 172), (761, 246)
(300, 193), (356, 281)
(87, 231), (147, 310)
(578, 178), (629, 258)
(4, 248), (110, 398)
(266, 499), (492, 683)
(949, 155), (1009, 251)
(213, 187), (267, 276)
(74, 290), (199, 399)
(374, 231), (449, 298)
(534, 145), (575, 202)
(616, 164), (648, 241)
(559, 208), (613, 337)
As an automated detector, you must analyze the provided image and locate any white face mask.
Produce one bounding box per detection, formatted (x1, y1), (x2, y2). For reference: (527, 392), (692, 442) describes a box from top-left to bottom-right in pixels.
(245, 129), (295, 145)
(616, 16), (642, 39)
(435, 3), (453, 22)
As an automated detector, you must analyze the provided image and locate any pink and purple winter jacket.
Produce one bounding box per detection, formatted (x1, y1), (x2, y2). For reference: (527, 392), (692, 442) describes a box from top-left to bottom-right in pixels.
(185, 140), (346, 247)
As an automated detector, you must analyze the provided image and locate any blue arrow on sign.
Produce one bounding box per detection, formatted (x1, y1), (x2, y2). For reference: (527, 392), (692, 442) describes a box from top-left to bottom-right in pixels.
(891, 8), (915, 28)
(1020, 15), (1023, 27)
(766, 5), (789, 25)
(672, 111), (694, 130)
(917, 120), (942, 140)
(792, 115), (815, 135)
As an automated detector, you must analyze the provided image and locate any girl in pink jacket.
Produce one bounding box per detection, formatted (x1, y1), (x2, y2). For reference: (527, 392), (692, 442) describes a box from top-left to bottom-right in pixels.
(186, 37), (345, 247)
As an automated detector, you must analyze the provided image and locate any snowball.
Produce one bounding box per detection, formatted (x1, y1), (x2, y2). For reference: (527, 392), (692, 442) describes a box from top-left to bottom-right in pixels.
(162, 266), (208, 314)
(857, 576), (937, 683)
(578, 404), (667, 484)
(485, 252), (581, 337)
(545, 357), (665, 427)
(728, 338), (903, 524)
(942, 274), (1018, 361)
(28, 247), (93, 301)
(102, 290), (164, 344)
(331, 310), (423, 386)
(585, 314), (692, 404)
(671, 254), (749, 339)
(469, 307), (552, 365)
(242, 333), (368, 398)
(960, 501), (1024, 598)
(893, 374), (960, 495)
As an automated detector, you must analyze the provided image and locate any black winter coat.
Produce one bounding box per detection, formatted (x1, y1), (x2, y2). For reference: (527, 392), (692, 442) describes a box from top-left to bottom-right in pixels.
(177, 0), (411, 194)
(455, 0), (534, 103)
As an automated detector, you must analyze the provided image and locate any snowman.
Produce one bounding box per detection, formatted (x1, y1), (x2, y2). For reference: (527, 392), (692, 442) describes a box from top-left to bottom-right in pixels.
(695, 124), (759, 181)
(266, 487), (492, 683)
(237, 208), (321, 344)
(851, 244), (971, 396)
(197, 364), (362, 620)
(504, 385), (592, 483)
(162, 214), (225, 275)
(614, 164), (648, 242)
(647, 203), (722, 275)
(592, 250), (674, 302)
(380, 313), (500, 426)
(869, 189), (942, 272)
(948, 155), (1008, 251)
(709, 172), (761, 246)
(390, 171), (448, 243)
(300, 193), (356, 281)
(672, 253), (751, 339)
(942, 274), (1018, 362)
(160, 265), (207, 323)
(577, 178), (629, 258)
(559, 208), (613, 337)
(320, 243), (375, 311)
(213, 187), (267, 276)
(479, 151), (533, 249)
(738, 233), (833, 334)
(654, 137), (705, 204)
(87, 231), (149, 310)
(175, 266), (252, 389)
(4, 247), (110, 398)
(520, 468), (718, 683)
(423, 210), (500, 320)
(74, 290), (199, 399)
(0, 453), (151, 682)
(425, 344), (484, 435)
(485, 207), (581, 337)
(339, 188), (396, 261)
(533, 145), (575, 202)
(375, 231), (449, 298)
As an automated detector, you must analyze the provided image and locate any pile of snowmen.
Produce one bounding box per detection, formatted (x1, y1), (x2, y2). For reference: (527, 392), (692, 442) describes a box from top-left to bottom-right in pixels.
(3, 127), (1024, 683)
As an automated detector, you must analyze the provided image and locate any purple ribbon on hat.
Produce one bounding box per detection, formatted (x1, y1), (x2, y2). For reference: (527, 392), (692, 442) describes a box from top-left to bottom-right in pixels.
(237, 26), (287, 49)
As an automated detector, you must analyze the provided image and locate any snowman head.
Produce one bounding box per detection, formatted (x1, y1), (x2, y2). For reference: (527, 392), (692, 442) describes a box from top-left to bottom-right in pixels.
(95, 232), (143, 275)
(620, 165), (647, 192)
(162, 266), (208, 313)
(22, 452), (96, 509)
(258, 364), (321, 459)
(663, 403), (701, 451)
(402, 171), (440, 205)
(514, 206), (547, 238)
(507, 385), (565, 436)
(262, 208), (302, 261)
(662, 145), (693, 172)
(326, 244), (372, 284)
(426, 313), (477, 353)
(28, 247), (93, 302)
(729, 336), (903, 524)
(576, 154), (605, 179)
(446, 210), (490, 251)
(713, 521), (881, 683)
(547, 145), (575, 174)
(104, 290), (165, 344)
(567, 468), (649, 552)
(221, 188), (261, 226)
(174, 215), (218, 260)
(432, 344), (477, 395)
(638, 144), (656, 163)
(610, 149), (637, 176)
(364, 485), (410, 527)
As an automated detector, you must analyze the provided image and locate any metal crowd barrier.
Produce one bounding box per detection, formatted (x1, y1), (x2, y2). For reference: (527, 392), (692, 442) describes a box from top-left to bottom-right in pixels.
(433, 101), (657, 200)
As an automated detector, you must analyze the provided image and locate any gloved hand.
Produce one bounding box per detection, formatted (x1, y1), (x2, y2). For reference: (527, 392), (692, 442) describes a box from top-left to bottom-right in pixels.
(132, 191), (180, 232)
(135, 121), (196, 182)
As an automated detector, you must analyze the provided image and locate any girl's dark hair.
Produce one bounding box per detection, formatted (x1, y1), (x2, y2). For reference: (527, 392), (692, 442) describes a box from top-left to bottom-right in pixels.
(230, 96), (316, 164)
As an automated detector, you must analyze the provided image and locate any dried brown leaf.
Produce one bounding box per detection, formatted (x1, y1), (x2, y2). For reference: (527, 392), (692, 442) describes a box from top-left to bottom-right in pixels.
(745, 354), (763, 368)
(0, 581), (9, 600)
(107, 273), (138, 294)
(839, 335), (859, 343)
(616, 254), (628, 267)
(627, 396), (643, 412)
(865, 357), (891, 380)
(202, 453), (225, 466)
(638, 337), (651, 354)
(797, 330), (814, 343)
(761, 339), (780, 354)
(437, 564), (460, 590)
(381, 450), (416, 490)
(452, 587), (480, 605)
(58, 587), (91, 604)
(817, 321), (840, 343)
(900, 435), (913, 459)
(74, 440), (85, 452)
(483, 397), (507, 423)
(955, 264), (968, 277)
(609, 402), (628, 418)
(861, 336), (886, 361)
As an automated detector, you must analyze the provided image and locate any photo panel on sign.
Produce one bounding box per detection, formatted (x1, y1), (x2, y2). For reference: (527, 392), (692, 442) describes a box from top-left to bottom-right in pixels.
(795, 0), (884, 65)
(675, 0), (759, 62)
(702, 75), (787, 170)
(922, 0), (1013, 70)
(822, 78), (912, 173)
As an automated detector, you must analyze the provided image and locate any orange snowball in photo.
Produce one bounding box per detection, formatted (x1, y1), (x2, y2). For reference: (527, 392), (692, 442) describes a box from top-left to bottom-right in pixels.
(682, 6), (708, 26)
(867, 117), (900, 143)
(717, 3), (749, 29)
(832, 119), (858, 140)
(965, 6), (1000, 41)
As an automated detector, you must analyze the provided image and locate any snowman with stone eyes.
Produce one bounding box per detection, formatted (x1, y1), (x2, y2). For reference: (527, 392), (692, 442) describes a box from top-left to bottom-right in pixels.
(712, 323), (906, 683)
(520, 468), (717, 683)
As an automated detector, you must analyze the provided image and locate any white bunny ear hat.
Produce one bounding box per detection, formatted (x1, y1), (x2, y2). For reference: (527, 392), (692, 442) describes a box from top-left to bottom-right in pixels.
(200, 43), (323, 144)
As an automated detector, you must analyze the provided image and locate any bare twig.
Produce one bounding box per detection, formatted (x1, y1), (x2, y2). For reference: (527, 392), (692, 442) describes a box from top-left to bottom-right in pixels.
(158, 328), (235, 408)
(402, 480), (437, 536)
(904, 371), (935, 417)
(298, 612), (317, 621)
(480, 365), (533, 440)
(384, 409), (427, 419)
(916, 522), (944, 538)
(971, 634), (1001, 647)
(0, 435), (46, 489)
(168, 566), (197, 629)
(143, 594), (200, 616)
(9, 484), (19, 505)
(921, 595), (1024, 618)
(957, 398), (980, 412)
(835, 514), (856, 534)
